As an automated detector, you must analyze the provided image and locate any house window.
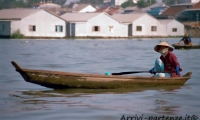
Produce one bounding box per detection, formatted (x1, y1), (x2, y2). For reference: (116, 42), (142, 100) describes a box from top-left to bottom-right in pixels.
(109, 26), (113, 31)
(29, 25), (36, 31)
(136, 26), (142, 31)
(92, 26), (100, 32)
(0, 24), (5, 31)
(172, 28), (177, 32)
(55, 25), (63, 32)
(151, 26), (157, 31)
(192, 13), (196, 20)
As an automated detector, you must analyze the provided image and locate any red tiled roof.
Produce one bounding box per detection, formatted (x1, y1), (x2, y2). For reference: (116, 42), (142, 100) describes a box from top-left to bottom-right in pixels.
(191, 2), (200, 9)
(182, 21), (200, 28)
(107, 8), (121, 15)
(0, 9), (42, 20)
(72, 4), (90, 12)
(161, 6), (186, 17)
(95, 7), (121, 15)
(95, 7), (108, 12)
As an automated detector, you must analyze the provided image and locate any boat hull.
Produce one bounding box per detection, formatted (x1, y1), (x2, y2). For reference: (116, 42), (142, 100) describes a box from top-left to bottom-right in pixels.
(11, 61), (192, 89)
(172, 44), (200, 49)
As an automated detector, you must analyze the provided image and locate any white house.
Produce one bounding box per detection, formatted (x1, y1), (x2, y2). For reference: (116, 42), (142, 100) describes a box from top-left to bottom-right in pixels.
(72, 4), (97, 13)
(112, 13), (184, 37)
(159, 19), (184, 36)
(110, 0), (128, 6)
(112, 13), (164, 37)
(0, 9), (66, 38)
(110, 0), (139, 6)
(60, 12), (128, 37)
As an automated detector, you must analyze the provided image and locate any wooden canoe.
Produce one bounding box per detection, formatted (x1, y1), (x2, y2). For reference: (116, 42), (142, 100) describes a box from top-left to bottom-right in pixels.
(11, 61), (192, 89)
(172, 44), (200, 49)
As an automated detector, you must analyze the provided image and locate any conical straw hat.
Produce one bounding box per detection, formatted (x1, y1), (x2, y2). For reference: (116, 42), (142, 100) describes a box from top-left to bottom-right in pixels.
(154, 41), (173, 52)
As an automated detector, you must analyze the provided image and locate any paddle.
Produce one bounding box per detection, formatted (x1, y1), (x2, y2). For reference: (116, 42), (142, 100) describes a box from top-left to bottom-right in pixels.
(105, 70), (175, 75)
(105, 71), (149, 75)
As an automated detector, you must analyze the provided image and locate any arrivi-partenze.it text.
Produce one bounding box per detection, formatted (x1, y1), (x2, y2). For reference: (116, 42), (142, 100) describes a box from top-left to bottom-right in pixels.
(121, 114), (198, 120)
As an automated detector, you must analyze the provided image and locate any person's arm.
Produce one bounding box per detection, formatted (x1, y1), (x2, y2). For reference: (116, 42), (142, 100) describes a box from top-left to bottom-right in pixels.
(188, 37), (192, 42)
(178, 37), (184, 44)
(149, 67), (155, 74)
(170, 53), (182, 74)
(188, 37), (193, 45)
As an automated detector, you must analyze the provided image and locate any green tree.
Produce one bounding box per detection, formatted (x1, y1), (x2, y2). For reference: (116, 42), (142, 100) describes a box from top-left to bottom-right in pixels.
(26, 0), (41, 7)
(53, 0), (68, 6)
(15, 0), (26, 8)
(11, 29), (24, 39)
(121, 0), (136, 8)
(2, 0), (17, 8)
(137, 0), (148, 8)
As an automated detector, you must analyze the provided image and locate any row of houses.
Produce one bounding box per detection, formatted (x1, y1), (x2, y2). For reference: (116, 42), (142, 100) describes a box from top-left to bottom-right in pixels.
(0, 8), (184, 38)
(26, 0), (200, 20)
(27, 0), (200, 24)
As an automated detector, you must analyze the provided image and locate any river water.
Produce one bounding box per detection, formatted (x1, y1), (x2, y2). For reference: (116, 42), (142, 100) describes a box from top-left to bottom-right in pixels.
(0, 38), (200, 120)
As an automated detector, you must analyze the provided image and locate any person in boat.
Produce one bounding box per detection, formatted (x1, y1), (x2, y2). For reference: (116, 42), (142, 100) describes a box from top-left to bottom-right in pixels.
(178, 34), (192, 45)
(149, 41), (182, 77)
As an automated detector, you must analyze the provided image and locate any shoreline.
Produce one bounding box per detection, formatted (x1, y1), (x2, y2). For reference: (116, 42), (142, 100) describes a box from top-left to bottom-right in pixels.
(1, 36), (200, 40)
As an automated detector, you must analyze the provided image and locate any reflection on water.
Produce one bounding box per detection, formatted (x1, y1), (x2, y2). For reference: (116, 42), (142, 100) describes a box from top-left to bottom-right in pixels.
(153, 105), (180, 115)
(152, 100), (180, 115)
(0, 38), (200, 120)
(5, 85), (182, 115)
(18, 86), (181, 97)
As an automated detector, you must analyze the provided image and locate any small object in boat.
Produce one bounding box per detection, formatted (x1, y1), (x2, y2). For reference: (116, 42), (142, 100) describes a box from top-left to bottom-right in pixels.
(105, 72), (111, 75)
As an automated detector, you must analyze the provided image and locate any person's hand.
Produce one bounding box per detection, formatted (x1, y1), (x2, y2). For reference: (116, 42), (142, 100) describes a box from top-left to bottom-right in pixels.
(149, 68), (155, 74)
(175, 66), (180, 75)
